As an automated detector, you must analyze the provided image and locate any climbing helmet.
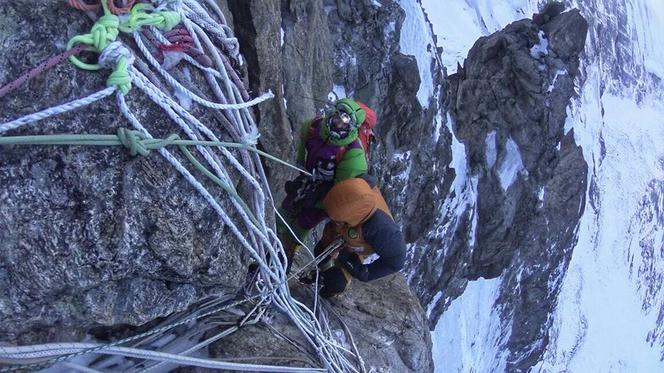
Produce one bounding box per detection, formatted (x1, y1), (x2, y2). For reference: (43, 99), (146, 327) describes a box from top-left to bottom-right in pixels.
(326, 98), (365, 140)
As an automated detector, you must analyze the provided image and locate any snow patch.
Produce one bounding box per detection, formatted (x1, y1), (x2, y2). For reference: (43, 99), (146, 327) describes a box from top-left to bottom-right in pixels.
(541, 63), (664, 371)
(422, 0), (538, 72)
(485, 131), (497, 168)
(392, 151), (412, 188)
(397, 0), (435, 107)
(530, 30), (549, 59)
(426, 291), (443, 319)
(446, 113), (468, 199)
(280, 27), (285, 47)
(498, 138), (524, 191)
(548, 69), (568, 93)
(282, 84), (288, 109)
(431, 277), (508, 373)
(328, 85), (347, 102)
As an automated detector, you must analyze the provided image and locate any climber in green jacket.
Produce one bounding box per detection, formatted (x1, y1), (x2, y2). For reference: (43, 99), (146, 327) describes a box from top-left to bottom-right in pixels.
(279, 98), (369, 271)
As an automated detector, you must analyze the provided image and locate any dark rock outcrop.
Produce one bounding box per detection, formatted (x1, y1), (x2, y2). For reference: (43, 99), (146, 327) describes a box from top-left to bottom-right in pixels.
(408, 7), (588, 371)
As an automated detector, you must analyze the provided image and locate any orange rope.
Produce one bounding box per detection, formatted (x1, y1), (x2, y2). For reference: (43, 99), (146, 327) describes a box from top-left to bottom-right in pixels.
(107, 0), (136, 15)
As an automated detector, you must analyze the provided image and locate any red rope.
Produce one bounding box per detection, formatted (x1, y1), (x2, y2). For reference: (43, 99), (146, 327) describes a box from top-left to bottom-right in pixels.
(156, 26), (213, 68)
(0, 45), (86, 99)
(66, 0), (136, 15)
(67, 0), (101, 12)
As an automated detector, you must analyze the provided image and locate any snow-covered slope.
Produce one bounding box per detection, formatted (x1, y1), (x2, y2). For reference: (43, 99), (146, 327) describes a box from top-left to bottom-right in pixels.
(422, 0), (664, 371)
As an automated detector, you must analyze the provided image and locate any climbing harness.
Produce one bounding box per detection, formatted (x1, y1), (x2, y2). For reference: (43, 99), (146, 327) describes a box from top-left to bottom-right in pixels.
(0, 1), (364, 372)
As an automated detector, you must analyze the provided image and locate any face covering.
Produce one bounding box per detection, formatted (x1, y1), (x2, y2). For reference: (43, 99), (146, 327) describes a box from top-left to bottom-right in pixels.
(327, 111), (353, 139)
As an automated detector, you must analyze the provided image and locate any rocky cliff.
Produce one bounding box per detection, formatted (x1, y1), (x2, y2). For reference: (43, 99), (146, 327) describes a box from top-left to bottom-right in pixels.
(0, 0), (590, 371)
(243, 1), (587, 370)
(236, 0), (587, 370)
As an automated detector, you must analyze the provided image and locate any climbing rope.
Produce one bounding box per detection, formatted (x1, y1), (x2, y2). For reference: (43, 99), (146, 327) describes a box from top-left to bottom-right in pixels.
(0, 129), (310, 174)
(0, 87), (116, 134)
(0, 44), (87, 99)
(0, 1), (359, 372)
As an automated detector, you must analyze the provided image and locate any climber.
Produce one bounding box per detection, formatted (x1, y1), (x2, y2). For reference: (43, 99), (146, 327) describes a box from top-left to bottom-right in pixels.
(278, 98), (371, 271)
(300, 174), (406, 298)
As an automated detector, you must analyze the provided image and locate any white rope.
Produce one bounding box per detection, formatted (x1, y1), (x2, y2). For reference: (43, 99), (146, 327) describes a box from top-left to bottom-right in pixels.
(128, 70), (277, 269)
(117, 93), (278, 282)
(132, 31), (273, 111)
(200, 0), (229, 28)
(0, 87), (116, 134)
(0, 342), (324, 373)
(98, 41), (135, 68)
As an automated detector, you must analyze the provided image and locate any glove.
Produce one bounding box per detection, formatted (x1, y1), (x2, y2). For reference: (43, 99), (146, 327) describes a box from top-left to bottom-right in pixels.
(319, 267), (348, 298)
(299, 269), (318, 285)
(337, 252), (369, 282)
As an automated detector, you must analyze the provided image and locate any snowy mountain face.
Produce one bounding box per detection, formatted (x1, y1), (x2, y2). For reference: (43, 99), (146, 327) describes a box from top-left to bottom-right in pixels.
(1, 0), (662, 372)
(415, 0), (664, 371)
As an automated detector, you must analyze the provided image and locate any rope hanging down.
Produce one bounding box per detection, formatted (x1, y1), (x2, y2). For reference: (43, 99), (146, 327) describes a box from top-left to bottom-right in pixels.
(0, 1), (363, 372)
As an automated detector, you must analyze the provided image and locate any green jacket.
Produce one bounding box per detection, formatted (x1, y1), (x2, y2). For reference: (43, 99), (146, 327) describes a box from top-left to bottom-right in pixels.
(296, 117), (367, 183)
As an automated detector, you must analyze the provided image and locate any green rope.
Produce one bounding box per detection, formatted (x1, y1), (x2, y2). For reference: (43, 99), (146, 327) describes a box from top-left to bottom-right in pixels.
(67, 14), (120, 71)
(0, 128), (311, 175)
(0, 128), (311, 231)
(118, 3), (181, 33)
(106, 56), (132, 94)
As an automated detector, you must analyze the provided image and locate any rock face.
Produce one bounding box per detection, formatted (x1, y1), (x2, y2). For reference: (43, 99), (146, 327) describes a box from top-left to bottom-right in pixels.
(0, 0), (253, 344)
(0, 0), (434, 371)
(405, 6), (589, 371)
(210, 275), (432, 373)
(0, 0), (590, 371)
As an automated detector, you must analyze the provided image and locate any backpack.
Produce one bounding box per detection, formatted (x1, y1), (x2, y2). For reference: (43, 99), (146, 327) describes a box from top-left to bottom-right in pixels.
(355, 101), (377, 160)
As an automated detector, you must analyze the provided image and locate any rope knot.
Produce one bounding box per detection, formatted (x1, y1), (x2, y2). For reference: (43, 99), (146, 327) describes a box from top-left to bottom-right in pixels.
(99, 42), (135, 68)
(241, 127), (260, 146)
(100, 42), (134, 94)
(121, 4), (181, 32)
(67, 14), (120, 70)
(91, 14), (120, 51)
(160, 11), (181, 30)
(117, 128), (149, 156)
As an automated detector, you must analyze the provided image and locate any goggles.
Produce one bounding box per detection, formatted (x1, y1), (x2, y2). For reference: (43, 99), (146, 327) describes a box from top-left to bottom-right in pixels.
(337, 111), (353, 125)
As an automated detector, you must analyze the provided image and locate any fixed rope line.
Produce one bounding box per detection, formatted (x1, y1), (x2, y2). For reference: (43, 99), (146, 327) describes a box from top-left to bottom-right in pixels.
(116, 92), (284, 288)
(0, 343), (324, 373)
(127, 64), (274, 247)
(0, 129), (310, 176)
(132, 32), (274, 111)
(129, 62), (271, 236)
(0, 44), (87, 99)
(126, 68), (278, 253)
